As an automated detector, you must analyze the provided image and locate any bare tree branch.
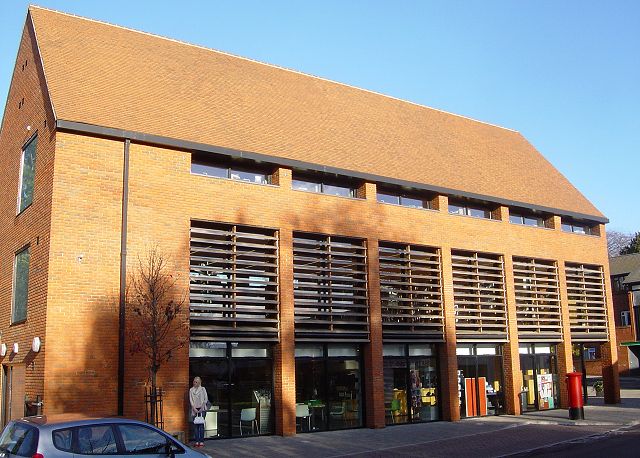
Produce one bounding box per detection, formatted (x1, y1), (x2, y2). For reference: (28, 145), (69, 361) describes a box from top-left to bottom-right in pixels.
(608, 230), (633, 257)
(126, 245), (188, 413)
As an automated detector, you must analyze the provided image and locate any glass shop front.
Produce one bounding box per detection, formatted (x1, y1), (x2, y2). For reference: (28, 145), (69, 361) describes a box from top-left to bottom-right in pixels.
(383, 343), (440, 425)
(189, 342), (274, 439)
(295, 343), (363, 432)
(457, 344), (504, 418)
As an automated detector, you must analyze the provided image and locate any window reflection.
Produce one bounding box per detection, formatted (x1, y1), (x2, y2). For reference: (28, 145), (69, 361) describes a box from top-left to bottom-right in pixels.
(295, 344), (363, 432)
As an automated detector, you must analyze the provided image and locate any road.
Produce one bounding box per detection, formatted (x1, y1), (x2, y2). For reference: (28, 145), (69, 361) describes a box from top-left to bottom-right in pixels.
(512, 423), (640, 458)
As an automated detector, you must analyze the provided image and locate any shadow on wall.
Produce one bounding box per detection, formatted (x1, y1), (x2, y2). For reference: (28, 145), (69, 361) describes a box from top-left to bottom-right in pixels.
(47, 299), (120, 416)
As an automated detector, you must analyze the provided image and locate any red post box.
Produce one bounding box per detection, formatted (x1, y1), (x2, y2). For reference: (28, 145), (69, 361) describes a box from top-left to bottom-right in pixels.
(566, 372), (584, 420)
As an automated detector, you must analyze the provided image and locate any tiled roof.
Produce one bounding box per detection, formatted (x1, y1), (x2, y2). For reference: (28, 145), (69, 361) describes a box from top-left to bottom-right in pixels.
(28, 6), (603, 219)
(610, 253), (640, 285)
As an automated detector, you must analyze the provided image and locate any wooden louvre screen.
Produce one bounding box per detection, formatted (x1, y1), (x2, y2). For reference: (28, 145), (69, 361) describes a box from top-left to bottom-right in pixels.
(293, 232), (369, 341)
(189, 220), (279, 341)
(512, 257), (562, 342)
(452, 250), (508, 340)
(565, 262), (608, 342)
(379, 242), (444, 341)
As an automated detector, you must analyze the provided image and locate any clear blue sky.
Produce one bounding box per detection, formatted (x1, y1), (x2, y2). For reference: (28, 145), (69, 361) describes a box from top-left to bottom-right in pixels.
(1, 1), (638, 232)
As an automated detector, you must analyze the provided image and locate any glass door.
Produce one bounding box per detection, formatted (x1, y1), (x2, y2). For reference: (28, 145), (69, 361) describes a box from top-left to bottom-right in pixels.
(189, 357), (230, 438)
(295, 358), (327, 431)
(457, 344), (504, 418)
(326, 358), (363, 430)
(519, 354), (537, 412)
(520, 344), (558, 411)
(295, 344), (363, 432)
(230, 358), (273, 437)
(383, 344), (439, 425)
(383, 358), (408, 425)
(534, 352), (557, 410)
(410, 358), (439, 422)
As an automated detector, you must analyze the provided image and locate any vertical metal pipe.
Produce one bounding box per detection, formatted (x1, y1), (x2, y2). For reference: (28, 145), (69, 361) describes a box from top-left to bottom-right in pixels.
(118, 138), (131, 416)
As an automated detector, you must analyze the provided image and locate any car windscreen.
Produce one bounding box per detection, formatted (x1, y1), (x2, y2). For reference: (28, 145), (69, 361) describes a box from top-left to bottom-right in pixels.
(0, 422), (39, 457)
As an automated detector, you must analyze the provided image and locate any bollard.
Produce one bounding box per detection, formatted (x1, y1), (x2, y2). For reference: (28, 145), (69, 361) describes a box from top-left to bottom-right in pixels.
(566, 372), (584, 420)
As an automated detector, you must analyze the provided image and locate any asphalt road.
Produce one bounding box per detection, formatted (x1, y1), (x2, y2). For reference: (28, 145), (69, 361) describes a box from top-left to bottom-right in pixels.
(513, 423), (640, 458)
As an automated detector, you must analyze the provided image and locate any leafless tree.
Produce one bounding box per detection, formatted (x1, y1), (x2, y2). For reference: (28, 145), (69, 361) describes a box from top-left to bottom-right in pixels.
(127, 246), (187, 425)
(607, 230), (633, 257)
(620, 232), (640, 256)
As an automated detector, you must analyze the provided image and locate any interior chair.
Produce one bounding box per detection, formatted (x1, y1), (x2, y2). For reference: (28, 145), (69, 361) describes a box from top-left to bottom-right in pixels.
(329, 401), (345, 428)
(296, 403), (311, 432)
(239, 408), (259, 436)
(389, 398), (401, 423)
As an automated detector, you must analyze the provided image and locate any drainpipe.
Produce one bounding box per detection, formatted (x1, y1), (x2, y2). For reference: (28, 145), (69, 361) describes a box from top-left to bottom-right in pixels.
(118, 139), (131, 416)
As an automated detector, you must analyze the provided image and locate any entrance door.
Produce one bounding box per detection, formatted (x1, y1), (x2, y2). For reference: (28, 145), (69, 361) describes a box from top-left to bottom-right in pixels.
(383, 358), (408, 424)
(409, 359), (439, 422)
(382, 344), (440, 425)
(230, 358), (273, 437)
(520, 344), (559, 411)
(457, 345), (504, 418)
(2, 365), (25, 426)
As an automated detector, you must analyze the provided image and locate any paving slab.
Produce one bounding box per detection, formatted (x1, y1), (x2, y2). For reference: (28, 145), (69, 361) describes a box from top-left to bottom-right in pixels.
(197, 385), (640, 457)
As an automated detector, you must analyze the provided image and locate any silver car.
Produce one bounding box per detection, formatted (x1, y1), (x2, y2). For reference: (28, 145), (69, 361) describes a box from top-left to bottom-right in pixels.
(0, 415), (211, 458)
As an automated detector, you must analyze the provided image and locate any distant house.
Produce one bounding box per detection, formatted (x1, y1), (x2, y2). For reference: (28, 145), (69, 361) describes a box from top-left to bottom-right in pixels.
(610, 253), (640, 375)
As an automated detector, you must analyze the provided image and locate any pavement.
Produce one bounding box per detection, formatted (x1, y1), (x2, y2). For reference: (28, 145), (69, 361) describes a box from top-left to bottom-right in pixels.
(196, 378), (640, 457)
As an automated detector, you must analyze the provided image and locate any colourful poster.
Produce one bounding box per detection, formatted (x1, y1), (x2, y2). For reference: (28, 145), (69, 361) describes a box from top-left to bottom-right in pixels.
(537, 374), (554, 409)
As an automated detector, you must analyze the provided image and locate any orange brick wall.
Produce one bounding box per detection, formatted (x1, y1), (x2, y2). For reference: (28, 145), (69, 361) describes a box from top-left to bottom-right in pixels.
(0, 14), (56, 417)
(44, 133), (124, 415)
(29, 133), (619, 434)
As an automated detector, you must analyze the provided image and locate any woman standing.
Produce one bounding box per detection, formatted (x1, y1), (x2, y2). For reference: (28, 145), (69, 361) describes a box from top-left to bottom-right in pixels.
(189, 376), (209, 447)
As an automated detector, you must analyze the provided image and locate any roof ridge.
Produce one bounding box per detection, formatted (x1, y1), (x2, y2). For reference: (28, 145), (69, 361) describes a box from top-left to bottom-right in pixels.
(611, 252), (640, 259)
(28, 4), (518, 134)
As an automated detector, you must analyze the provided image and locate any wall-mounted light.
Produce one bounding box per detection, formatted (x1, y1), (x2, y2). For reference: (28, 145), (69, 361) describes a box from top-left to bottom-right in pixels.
(0, 344), (6, 357)
(32, 337), (41, 353)
(12, 343), (19, 355)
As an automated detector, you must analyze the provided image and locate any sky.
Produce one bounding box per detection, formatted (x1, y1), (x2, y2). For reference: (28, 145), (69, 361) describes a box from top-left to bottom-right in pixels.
(1, 1), (638, 233)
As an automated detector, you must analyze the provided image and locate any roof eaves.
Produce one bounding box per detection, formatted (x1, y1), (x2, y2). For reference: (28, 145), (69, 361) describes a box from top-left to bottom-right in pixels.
(28, 6), (57, 121)
(56, 118), (609, 224)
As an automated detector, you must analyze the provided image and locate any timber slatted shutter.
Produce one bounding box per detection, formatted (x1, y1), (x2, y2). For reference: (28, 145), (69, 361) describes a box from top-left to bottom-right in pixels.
(565, 262), (608, 341)
(513, 257), (562, 341)
(189, 220), (279, 341)
(293, 232), (368, 341)
(452, 250), (507, 340)
(379, 242), (444, 341)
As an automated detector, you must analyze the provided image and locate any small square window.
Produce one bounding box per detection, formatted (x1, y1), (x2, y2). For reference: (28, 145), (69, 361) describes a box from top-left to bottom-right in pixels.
(448, 204), (465, 215)
(323, 184), (353, 197)
(377, 193), (400, 205)
(399, 196), (424, 208)
(523, 216), (543, 227)
(509, 214), (523, 224)
(292, 179), (321, 193)
(621, 311), (631, 327)
(191, 161), (227, 178)
(468, 206), (491, 219)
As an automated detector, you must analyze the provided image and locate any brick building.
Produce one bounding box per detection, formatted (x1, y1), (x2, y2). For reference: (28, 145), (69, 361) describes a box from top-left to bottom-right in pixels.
(608, 253), (640, 375)
(0, 6), (620, 438)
